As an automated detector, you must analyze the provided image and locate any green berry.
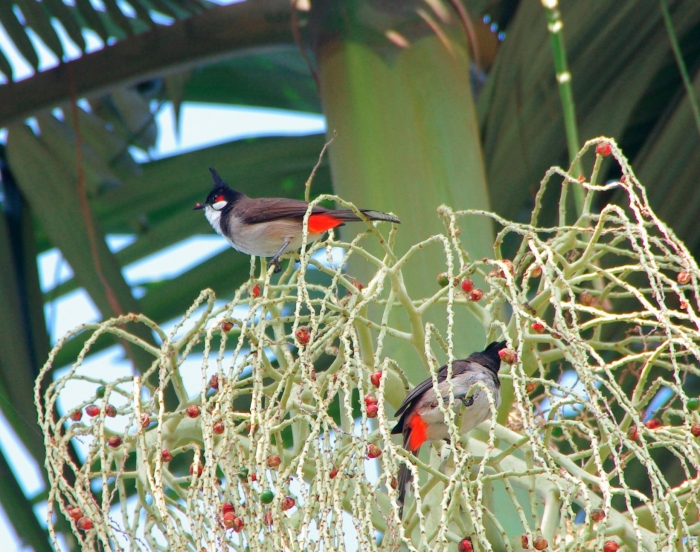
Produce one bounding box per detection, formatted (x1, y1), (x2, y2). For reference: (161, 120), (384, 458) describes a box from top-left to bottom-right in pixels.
(688, 398), (700, 411)
(437, 272), (450, 287)
(237, 468), (249, 480)
(260, 490), (274, 504)
(551, 426), (564, 438)
(96, 386), (106, 398)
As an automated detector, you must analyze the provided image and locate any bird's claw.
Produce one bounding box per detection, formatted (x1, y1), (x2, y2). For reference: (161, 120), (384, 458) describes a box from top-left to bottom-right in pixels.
(271, 259), (282, 273)
(460, 396), (474, 408)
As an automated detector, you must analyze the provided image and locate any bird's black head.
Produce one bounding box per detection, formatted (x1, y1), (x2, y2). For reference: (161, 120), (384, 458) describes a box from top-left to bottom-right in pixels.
(468, 340), (507, 375)
(193, 168), (243, 211)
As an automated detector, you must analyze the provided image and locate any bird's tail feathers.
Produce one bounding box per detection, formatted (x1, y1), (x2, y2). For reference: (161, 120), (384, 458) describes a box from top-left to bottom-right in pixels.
(397, 462), (412, 520)
(331, 209), (401, 224)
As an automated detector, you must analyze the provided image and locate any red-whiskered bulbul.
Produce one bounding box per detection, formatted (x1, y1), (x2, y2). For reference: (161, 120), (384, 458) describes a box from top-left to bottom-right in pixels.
(391, 340), (506, 518)
(194, 168), (401, 272)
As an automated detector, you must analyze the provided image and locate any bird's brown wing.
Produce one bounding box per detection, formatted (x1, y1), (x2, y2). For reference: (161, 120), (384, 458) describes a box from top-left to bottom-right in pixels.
(236, 198), (330, 224)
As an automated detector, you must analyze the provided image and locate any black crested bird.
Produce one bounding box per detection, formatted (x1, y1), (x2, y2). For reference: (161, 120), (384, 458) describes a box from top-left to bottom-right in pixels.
(391, 340), (506, 518)
(195, 168), (400, 272)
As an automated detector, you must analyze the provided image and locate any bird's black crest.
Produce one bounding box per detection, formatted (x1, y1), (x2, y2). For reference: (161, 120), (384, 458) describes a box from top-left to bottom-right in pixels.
(209, 167), (229, 190)
(467, 340), (507, 375)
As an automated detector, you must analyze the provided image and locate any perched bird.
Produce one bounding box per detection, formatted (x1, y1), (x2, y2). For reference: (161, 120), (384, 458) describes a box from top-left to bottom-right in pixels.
(391, 340), (506, 518)
(194, 168), (400, 272)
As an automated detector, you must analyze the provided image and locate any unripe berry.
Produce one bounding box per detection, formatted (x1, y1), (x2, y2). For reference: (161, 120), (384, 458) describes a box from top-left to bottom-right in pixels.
(688, 398), (700, 411)
(260, 490), (274, 504)
(367, 444), (382, 459)
(186, 405), (200, 419)
(213, 421), (225, 435)
(370, 372), (383, 387)
(161, 449), (173, 462)
(280, 496), (295, 511)
(85, 404), (100, 417)
(437, 272), (450, 287)
(295, 326), (311, 345)
(107, 435), (122, 448)
(96, 385), (106, 398)
(460, 278), (474, 293)
(267, 455), (281, 468)
(76, 517), (93, 530)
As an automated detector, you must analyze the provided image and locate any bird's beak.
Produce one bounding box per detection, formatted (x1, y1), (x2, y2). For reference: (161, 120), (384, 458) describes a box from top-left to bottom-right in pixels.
(193, 202), (205, 210)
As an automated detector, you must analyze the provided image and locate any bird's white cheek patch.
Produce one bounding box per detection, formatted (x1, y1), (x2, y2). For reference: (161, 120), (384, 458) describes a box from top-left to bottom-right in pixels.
(212, 200), (228, 211)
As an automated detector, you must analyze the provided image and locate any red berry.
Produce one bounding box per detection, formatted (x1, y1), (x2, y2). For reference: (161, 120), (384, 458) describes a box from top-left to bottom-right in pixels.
(213, 421), (225, 435)
(329, 466), (338, 479)
(367, 444), (382, 459)
(264, 510), (274, 525)
(104, 404), (117, 418)
(186, 405), (200, 418)
(590, 508), (605, 522)
(644, 418), (661, 430)
(678, 271), (691, 285)
(251, 284), (261, 298)
(76, 517), (93, 531)
(209, 375), (219, 390)
(680, 300), (689, 310)
(251, 472), (257, 482)
(603, 541), (620, 552)
(366, 404), (378, 418)
(190, 462), (203, 477)
(531, 322), (545, 334)
(458, 537), (473, 552)
(531, 266), (542, 278)
(525, 382), (536, 394)
(107, 435), (122, 448)
(390, 477), (398, 490)
(579, 291), (594, 306)
(627, 425), (639, 441)
(70, 410), (82, 422)
(521, 535), (529, 548)
(533, 536), (548, 550)
(67, 506), (82, 520)
(370, 372), (383, 387)
(231, 515), (244, 532)
(469, 289), (484, 301)
(267, 455), (281, 468)
(460, 278), (474, 293)
(221, 321), (233, 332)
(140, 413), (150, 428)
(85, 404), (100, 417)
(161, 449), (173, 462)
(595, 142), (612, 157)
(280, 496), (295, 511)
(295, 326), (311, 345)
(498, 348), (517, 365)
(222, 512), (236, 529)
(364, 394), (378, 406)
(691, 424), (700, 438)
(222, 502), (234, 515)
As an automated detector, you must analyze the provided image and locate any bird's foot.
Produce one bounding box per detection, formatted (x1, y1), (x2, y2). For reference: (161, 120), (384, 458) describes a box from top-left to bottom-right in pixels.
(270, 258), (282, 273)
